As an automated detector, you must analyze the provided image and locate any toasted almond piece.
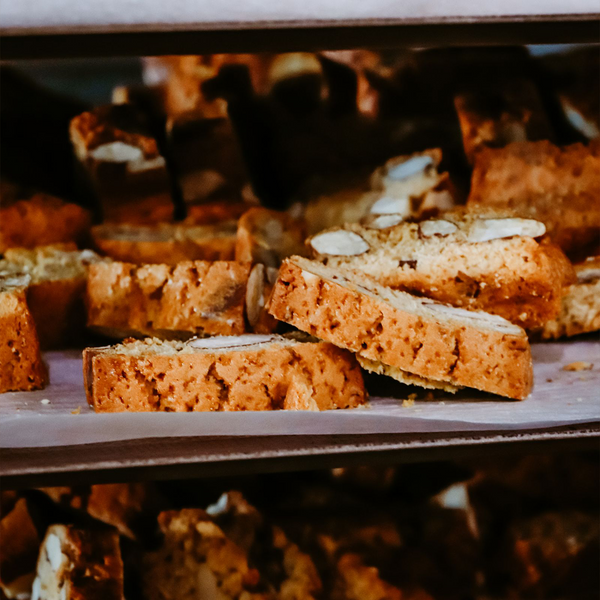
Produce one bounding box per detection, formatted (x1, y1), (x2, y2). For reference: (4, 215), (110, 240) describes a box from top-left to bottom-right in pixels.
(368, 214), (405, 230)
(310, 230), (369, 256)
(386, 155), (434, 181)
(419, 219), (458, 237)
(423, 301), (522, 334)
(90, 141), (143, 162)
(577, 267), (600, 283)
(369, 196), (411, 216)
(562, 361), (593, 371)
(467, 218), (546, 243)
(188, 334), (278, 350)
(246, 264), (265, 327)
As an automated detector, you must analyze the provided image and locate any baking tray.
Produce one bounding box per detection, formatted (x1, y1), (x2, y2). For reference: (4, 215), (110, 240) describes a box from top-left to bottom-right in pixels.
(1, 339), (598, 487)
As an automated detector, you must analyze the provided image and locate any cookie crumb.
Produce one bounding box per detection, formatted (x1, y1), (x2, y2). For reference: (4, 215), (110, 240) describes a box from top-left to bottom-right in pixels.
(402, 398), (415, 408)
(71, 406), (81, 415)
(563, 361), (593, 372)
(40, 399), (50, 405)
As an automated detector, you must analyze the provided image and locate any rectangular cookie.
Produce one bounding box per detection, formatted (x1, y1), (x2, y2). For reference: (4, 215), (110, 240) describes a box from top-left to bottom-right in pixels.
(0, 245), (102, 349)
(32, 525), (124, 600)
(539, 256), (600, 339)
(454, 78), (553, 164)
(91, 221), (238, 264)
(84, 334), (366, 412)
(467, 140), (600, 259)
(308, 211), (574, 329)
(269, 257), (533, 399)
(87, 260), (251, 339)
(0, 193), (91, 254)
(69, 104), (174, 224)
(0, 275), (47, 392)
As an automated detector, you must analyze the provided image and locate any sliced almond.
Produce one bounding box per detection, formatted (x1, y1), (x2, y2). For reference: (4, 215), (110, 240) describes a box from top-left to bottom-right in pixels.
(423, 302), (522, 334)
(189, 334), (278, 350)
(576, 267), (600, 283)
(369, 196), (411, 216)
(467, 218), (546, 243)
(368, 214), (405, 230)
(310, 230), (369, 256)
(419, 219), (458, 237)
(385, 155), (434, 181)
(246, 264), (265, 327)
(90, 141), (143, 163)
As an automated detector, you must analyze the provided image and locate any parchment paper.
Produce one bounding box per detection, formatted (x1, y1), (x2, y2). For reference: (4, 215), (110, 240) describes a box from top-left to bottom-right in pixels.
(1, 340), (598, 448)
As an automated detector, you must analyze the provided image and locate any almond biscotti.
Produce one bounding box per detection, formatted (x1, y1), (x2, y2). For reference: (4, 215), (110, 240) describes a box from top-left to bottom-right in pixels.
(0, 193), (91, 254)
(0, 245), (102, 349)
(92, 222), (238, 264)
(31, 525), (124, 600)
(308, 212), (574, 329)
(269, 257), (533, 399)
(302, 150), (455, 235)
(467, 140), (600, 259)
(87, 260), (251, 339)
(84, 334), (366, 412)
(235, 207), (308, 268)
(539, 256), (600, 339)
(0, 276), (47, 393)
(70, 104), (174, 224)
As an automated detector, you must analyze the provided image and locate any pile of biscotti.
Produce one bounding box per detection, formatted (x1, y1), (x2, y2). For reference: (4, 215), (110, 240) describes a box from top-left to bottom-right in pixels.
(1, 49), (599, 408)
(2, 454), (598, 600)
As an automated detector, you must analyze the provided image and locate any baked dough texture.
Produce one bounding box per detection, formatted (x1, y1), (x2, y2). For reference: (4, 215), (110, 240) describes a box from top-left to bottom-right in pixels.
(84, 334), (366, 413)
(87, 260), (251, 339)
(269, 257), (533, 400)
(539, 256), (600, 339)
(0, 277), (47, 393)
(467, 140), (600, 259)
(308, 211), (574, 329)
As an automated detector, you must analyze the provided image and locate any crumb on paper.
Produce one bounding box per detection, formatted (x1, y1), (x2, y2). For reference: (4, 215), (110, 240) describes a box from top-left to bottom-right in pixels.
(546, 378), (553, 383)
(71, 406), (81, 415)
(576, 398), (583, 402)
(439, 401), (446, 406)
(40, 399), (50, 405)
(563, 361), (593, 372)
(402, 398), (415, 408)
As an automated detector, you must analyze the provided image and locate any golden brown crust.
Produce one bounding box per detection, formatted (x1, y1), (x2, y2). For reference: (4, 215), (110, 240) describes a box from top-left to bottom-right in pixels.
(236, 207), (308, 267)
(84, 335), (366, 413)
(309, 213), (575, 329)
(0, 194), (91, 254)
(87, 260), (251, 338)
(92, 222), (238, 264)
(269, 258), (533, 400)
(0, 285), (47, 393)
(538, 257), (600, 339)
(467, 140), (600, 259)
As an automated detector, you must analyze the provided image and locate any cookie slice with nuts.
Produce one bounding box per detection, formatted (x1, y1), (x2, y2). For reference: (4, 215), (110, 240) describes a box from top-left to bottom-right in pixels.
(308, 211), (574, 329)
(269, 256), (533, 399)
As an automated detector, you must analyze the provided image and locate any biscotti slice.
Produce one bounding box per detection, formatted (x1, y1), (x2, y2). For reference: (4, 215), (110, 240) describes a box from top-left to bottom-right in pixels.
(0, 276), (47, 393)
(87, 260), (251, 339)
(143, 509), (270, 600)
(539, 256), (600, 339)
(31, 525), (124, 600)
(467, 140), (600, 259)
(453, 78), (553, 164)
(84, 334), (366, 412)
(235, 207), (308, 268)
(269, 257), (533, 399)
(0, 193), (91, 254)
(0, 245), (102, 349)
(308, 211), (574, 329)
(92, 222), (237, 264)
(0, 498), (41, 599)
(70, 104), (174, 224)
(301, 150), (455, 235)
